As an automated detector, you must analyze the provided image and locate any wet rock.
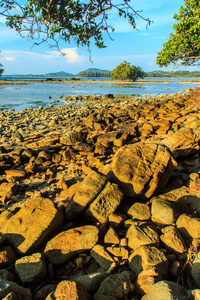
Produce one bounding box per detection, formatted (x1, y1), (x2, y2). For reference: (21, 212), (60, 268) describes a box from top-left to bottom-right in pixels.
(15, 252), (46, 282)
(141, 280), (189, 300)
(126, 224), (160, 250)
(65, 171), (107, 218)
(84, 181), (123, 223)
(108, 142), (176, 199)
(44, 225), (99, 265)
(94, 271), (135, 300)
(151, 198), (180, 225)
(129, 245), (168, 278)
(1, 197), (63, 255)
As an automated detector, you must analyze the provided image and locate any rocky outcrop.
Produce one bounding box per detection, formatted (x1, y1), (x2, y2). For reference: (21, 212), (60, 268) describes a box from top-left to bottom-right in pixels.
(107, 142), (177, 199)
(0, 89), (200, 299)
(1, 197), (63, 255)
(44, 225), (99, 265)
(65, 171), (107, 218)
(84, 181), (124, 222)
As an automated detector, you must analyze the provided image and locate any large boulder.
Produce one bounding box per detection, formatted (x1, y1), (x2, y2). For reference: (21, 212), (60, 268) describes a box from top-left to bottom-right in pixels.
(44, 225), (99, 265)
(107, 142), (176, 199)
(146, 128), (200, 160)
(1, 197), (63, 255)
(65, 171), (107, 219)
(84, 182), (124, 223)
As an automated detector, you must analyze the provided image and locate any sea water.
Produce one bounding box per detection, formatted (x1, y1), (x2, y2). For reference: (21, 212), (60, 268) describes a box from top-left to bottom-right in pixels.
(0, 77), (199, 111)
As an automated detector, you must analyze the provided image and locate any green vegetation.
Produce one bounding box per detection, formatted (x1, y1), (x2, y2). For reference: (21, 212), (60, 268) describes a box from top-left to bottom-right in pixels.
(78, 68), (111, 78)
(0, 1), (151, 54)
(157, 0), (200, 67)
(111, 61), (146, 81)
(0, 63), (4, 76)
(46, 71), (73, 77)
(146, 70), (200, 78)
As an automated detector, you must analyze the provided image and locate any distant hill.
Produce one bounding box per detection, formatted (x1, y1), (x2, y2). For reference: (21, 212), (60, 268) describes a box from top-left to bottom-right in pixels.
(45, 71), (74, 77)
(146, 70), (200, 78)
(77, 68), (111, 78)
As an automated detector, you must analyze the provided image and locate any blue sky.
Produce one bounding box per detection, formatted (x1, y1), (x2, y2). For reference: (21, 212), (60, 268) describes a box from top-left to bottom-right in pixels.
(0, 0), (198, 75)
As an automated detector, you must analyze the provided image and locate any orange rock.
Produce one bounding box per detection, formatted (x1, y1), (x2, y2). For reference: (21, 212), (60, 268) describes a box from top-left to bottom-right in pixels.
(54, 280), (91, 300)
(5, 169), (26, 178)
(57, 182), (82, 201)
(0, 182), (17, 203)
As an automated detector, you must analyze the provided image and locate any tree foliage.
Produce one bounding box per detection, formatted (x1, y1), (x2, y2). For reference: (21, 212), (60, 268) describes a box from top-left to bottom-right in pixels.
(0, 0), (151, 54)
(0, 63), (4, 76)
(146, 70), (200, 78)
(156, 0), (200, 67)
(111, 61), (146, 81)
(78, 71), (111, 78)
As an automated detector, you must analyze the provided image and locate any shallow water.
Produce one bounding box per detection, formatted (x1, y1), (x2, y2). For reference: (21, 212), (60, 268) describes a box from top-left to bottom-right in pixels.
(0, 77), (199, 111)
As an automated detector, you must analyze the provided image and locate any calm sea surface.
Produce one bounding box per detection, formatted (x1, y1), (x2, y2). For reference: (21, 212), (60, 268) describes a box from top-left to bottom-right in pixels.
(0, 77), (199, 111)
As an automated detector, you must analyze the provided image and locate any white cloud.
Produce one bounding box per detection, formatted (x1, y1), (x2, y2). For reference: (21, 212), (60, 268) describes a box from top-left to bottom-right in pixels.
(48, 48), (86, 63)
(61, 48), (85, 63)
(0, 48), (87, 74)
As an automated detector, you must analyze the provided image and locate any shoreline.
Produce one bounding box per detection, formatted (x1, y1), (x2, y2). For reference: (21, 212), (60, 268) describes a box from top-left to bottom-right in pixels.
(0, 78), (200, 85)
(0, 89), (200, 298)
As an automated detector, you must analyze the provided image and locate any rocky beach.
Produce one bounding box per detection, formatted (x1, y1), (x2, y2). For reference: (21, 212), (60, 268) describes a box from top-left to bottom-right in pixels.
(0, 87), (200, 299)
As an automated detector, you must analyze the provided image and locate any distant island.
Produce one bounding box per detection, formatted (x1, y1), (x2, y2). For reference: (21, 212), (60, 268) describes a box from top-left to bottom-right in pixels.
(2, 69), (200, 78)
(146, 70), (200, 78)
